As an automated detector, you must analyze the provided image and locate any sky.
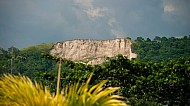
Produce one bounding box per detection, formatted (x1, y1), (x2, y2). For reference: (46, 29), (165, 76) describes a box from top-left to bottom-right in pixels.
(0, 0), (190, 49)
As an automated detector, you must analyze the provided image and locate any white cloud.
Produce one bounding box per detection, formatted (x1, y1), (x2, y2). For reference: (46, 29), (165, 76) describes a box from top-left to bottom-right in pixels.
(164, 4), (175, 13)
(111, 29), (125, 38)
(162, 0), (190, 25)
(162, 0), (190, 15)
(85, 8), (107, 19)
(74, 0), (108, 20)
(108, 17), (126, 38)
(108, 17), (117, 27)
(75, 0), (93, 4)
(73, 0), (126, 38)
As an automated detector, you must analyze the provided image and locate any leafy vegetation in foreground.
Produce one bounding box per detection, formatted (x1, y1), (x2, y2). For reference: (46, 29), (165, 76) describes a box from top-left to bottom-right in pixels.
(0, 36), (190, 105)
(0, 74), (127, 106)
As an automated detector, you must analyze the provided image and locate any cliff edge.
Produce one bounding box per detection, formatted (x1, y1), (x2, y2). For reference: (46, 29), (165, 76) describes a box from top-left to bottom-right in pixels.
(50, 38), (137, 65)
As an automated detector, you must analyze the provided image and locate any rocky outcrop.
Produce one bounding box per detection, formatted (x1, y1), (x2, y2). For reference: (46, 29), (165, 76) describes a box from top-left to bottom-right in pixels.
(50, 38), (137, 65)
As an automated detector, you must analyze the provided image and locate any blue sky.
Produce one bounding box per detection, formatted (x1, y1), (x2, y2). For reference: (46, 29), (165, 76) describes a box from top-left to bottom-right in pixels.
(0, 0), (190, 49)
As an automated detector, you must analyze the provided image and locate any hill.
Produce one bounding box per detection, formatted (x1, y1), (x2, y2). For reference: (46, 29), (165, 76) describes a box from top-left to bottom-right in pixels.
(21, 43), (54, 52)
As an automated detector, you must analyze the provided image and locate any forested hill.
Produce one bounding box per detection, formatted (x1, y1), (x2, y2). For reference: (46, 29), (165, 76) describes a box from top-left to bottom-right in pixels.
(132, 35), (190, 63)
(0, 36), (190, 67)
(1, 35), (190, 76)
(1, 36), (190, 63)
(0, 43), (54, 75)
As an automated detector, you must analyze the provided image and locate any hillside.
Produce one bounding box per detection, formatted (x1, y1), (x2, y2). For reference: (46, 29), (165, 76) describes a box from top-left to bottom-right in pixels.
(132, 36), (190, 62)
(21, 43), (54, 52)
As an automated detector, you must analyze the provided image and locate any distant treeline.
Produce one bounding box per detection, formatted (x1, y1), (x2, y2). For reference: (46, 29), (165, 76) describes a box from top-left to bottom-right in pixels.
(132, 35), (190, 62)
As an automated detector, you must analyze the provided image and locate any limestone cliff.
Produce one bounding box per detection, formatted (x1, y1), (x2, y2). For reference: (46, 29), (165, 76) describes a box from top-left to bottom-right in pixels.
(50, 38), (137, 65)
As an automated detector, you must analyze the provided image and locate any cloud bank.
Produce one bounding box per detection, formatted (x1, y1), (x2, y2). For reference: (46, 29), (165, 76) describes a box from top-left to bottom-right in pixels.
(0, 0), (190, 48)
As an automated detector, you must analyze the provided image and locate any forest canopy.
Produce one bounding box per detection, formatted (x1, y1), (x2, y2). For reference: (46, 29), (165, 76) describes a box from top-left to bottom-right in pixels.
(132, 35), (190, 62)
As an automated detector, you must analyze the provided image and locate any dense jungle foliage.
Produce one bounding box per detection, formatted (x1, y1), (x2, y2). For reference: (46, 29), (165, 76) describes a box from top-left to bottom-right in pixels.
(0, 36), (190, 105)
(132, 35), (190, 63)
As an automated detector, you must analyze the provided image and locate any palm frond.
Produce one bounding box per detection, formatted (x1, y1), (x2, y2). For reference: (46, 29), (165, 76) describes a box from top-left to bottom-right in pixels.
(62, 74), (128, 106)
(0, 74), (128, 106)
(0, 74), (64, 106)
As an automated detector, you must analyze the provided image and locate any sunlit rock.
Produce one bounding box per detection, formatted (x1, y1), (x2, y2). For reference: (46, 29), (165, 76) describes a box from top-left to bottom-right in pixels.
(50, 38), (137, 65)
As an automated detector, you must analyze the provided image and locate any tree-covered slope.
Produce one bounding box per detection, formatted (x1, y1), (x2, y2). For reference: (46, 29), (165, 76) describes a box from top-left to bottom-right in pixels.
(21, 43), (54, 51)
(132, 35), (190, 62)
(0, 43), (55, 75)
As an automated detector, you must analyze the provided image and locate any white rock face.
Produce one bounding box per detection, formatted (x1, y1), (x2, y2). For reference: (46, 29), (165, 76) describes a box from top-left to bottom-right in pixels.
(50, 38), (137, 65)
